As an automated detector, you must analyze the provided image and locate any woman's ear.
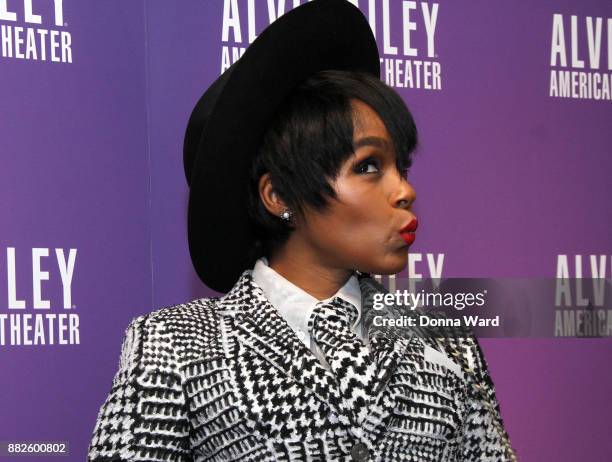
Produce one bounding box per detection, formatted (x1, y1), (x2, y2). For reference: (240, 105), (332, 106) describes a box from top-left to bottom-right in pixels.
(258, 172), (287, 218)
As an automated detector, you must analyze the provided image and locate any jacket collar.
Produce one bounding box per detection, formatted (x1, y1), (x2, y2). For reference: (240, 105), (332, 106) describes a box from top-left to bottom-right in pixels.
(216, 269), (415, 435)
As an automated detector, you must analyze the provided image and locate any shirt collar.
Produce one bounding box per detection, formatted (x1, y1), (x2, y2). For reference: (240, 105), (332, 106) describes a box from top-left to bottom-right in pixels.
(251, 256), (362, 345)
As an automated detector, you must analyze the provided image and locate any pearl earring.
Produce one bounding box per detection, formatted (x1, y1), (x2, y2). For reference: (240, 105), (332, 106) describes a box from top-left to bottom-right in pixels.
(280, 209), (293, 221)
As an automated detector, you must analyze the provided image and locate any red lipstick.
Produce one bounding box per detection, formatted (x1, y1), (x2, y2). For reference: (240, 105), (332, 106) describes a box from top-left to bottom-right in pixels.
(399, 218), (418, 245)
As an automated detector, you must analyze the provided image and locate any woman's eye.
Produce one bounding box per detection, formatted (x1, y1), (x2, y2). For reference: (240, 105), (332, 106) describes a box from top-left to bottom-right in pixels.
(356, 158), (380, 174)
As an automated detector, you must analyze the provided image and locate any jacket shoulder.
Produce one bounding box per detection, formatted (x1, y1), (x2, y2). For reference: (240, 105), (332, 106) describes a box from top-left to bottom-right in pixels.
(136, 296), (226, 365)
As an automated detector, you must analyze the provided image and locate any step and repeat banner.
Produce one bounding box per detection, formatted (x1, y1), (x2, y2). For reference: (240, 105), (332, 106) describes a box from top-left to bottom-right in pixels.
(1, 1), (610, 460)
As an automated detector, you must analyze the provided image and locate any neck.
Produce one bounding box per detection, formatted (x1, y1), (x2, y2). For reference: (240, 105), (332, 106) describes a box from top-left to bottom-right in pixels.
(267, 240), (354, 301)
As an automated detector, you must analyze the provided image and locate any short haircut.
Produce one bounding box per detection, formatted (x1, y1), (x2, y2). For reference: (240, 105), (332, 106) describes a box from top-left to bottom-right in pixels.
(246, 69), (418, 259)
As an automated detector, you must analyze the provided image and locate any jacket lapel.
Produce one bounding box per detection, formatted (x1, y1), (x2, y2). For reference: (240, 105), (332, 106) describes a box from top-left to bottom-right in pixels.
(217, 270), (346, 421)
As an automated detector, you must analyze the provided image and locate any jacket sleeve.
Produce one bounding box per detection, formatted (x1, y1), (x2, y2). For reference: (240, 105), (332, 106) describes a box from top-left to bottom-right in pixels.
(87, 315), (193, 462)
(454, 335), (517, 461)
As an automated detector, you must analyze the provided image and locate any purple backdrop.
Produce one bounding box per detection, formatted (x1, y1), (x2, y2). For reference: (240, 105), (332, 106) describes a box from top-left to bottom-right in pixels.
(1, 1), (610, 460)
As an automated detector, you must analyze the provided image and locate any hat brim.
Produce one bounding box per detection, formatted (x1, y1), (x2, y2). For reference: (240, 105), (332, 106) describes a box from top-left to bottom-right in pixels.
(186, 0), (380, 293)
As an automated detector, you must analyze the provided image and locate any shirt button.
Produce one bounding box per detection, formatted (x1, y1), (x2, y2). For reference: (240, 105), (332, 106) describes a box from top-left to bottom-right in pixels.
(351, 442), (370, 461)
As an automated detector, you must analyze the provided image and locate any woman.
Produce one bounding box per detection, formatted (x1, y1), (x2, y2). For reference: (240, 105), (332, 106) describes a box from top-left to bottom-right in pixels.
(88, 1), (515, 461)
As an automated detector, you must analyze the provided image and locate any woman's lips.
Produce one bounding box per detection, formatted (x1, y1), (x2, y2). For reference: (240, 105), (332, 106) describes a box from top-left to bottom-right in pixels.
(399, 217), (418, 245)
(400, 232), (416, 245)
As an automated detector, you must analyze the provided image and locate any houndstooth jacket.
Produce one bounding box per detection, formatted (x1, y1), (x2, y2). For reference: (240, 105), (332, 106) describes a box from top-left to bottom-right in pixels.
(87, 269), (516, 462)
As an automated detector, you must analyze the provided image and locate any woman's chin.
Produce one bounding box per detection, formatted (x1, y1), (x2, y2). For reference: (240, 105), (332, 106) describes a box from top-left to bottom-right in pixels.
(359, 254), (408, 276)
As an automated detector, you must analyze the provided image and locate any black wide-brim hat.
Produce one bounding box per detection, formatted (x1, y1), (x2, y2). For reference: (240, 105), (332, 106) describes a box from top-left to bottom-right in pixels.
(183, 0), (380, 293)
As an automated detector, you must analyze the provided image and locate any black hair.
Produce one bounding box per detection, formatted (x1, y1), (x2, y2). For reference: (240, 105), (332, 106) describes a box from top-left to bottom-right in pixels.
(246, 69), (418, 259)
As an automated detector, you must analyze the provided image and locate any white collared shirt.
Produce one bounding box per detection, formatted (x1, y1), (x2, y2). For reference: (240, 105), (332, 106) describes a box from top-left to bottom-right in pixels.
(251, 257), (367, 369)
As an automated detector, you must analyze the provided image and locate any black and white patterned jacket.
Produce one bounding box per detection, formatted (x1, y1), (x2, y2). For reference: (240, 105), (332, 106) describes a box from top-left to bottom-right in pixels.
(88, 269), (516, 462)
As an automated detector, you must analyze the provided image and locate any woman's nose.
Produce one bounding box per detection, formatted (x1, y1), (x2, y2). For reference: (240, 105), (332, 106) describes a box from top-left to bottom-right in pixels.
(394, 176), (416, 209)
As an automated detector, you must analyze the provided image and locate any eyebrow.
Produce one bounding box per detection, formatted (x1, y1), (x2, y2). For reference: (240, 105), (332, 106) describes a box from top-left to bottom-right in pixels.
(353, 136), (391, 151)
